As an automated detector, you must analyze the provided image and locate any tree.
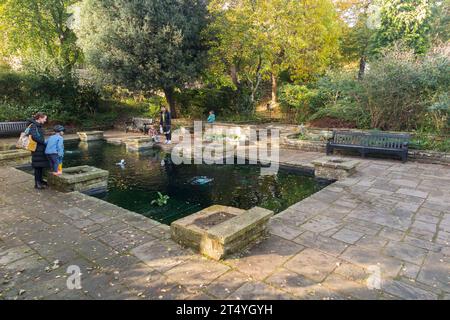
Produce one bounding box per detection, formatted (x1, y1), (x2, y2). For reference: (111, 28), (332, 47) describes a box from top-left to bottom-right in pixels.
(76, 0), (208, 118)
(338, 0), (376, 79)
(208, 0), (341, 108)
(429, 0), (450, 43)
(0, 0), (82, 77)
(372, 0), (433, 54)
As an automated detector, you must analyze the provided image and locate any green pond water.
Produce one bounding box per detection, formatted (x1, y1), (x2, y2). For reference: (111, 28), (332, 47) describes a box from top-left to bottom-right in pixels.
(58, 140), (330, 225)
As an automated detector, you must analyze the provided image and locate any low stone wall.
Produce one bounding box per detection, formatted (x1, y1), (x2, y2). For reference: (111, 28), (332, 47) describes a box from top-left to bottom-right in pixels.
(408, 149), (450, 165)
(0, 149), (31, 166)
(282, 134), (326, 152)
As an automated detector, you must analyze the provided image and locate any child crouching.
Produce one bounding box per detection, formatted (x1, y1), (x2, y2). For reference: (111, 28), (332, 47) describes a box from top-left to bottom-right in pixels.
(45, 125), (65, 175)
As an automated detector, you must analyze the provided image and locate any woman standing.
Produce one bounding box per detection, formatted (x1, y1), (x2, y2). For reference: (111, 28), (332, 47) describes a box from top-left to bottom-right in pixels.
(159, 106), (172, 144)
(28, 112), (49, 189)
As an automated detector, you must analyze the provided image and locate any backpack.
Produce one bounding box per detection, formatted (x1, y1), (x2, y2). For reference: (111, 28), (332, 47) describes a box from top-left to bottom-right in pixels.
(16, 124), (37, 152)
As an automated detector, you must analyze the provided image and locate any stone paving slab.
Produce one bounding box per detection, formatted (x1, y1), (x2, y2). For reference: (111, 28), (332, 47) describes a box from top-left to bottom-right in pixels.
(1, 148), (450, 300)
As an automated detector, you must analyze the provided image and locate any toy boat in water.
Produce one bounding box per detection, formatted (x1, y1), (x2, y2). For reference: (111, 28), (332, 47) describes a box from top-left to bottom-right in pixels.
(189, 176), (214, 185)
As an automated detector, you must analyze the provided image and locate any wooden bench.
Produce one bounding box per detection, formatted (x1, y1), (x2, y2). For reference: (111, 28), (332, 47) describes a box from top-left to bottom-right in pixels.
(125, 117), (153, 133)
(326, 131), (410, 162)
(0, 121), (28, 137)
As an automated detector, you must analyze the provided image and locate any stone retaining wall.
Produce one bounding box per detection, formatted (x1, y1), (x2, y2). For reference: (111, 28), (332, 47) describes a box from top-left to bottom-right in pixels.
(281, 135), (326, 152)
(408, 149), (450, 165)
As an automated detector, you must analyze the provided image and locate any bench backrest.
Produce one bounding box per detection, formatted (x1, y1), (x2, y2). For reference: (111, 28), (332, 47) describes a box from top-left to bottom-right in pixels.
(332, 131), (410, 149)
(132, 117), (153, 129)
(0, 121), (28, 136)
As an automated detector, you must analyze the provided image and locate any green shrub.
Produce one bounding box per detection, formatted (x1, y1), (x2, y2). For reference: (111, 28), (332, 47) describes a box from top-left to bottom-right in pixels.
(308, 44), (449, 133)
(0, 69), (100, 123)
(175, 86), (236, 119)
(278, 84), (317, 122)
(410, 132), (450, 152)
(425, 93), (450, 133)
(308, 70), (369, 127)
(361, 44), (449, 131)
(142, 96), (166, 118)
(0, 100), (65, 122)
(309, 102), (370, 128)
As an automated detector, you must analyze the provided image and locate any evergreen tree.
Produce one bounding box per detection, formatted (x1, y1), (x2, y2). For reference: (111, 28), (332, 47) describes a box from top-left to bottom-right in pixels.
(76, 0), (208, 117)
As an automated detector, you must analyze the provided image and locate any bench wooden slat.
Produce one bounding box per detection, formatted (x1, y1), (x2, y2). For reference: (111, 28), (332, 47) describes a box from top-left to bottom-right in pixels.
(0, 121), (28, 137)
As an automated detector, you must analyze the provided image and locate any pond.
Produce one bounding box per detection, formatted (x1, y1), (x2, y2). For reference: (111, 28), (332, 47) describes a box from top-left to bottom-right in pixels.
(58, 140), (330, 225)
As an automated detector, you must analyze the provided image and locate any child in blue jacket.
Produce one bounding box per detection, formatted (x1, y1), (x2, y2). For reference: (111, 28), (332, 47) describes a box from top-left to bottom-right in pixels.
(45, 125), (65, 175)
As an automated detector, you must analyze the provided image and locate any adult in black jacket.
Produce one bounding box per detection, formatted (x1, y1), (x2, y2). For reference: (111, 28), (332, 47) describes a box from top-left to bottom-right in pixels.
(28, 112), (49, 189)
(159, 106), (172, 144)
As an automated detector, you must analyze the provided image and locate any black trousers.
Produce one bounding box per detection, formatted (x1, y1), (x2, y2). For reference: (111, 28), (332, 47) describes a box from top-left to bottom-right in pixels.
(163, 125), (171, 141)
(34, 167), (44, 184)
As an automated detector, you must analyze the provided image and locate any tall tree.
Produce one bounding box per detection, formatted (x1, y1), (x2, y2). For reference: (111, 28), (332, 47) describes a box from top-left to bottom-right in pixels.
(208, 0), (341, 108)
(0, 0), (81, 77)
(76, 0), (208, 118)
(337, 0), (376, 79)
(373, 0), (433, 54)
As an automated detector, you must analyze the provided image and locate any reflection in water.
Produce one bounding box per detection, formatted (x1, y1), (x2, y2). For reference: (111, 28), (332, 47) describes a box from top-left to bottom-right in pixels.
(62, 141), (331, 225)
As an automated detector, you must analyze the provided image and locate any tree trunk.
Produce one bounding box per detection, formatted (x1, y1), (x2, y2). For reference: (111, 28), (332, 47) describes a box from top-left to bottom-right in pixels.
(271, 73), (278, 106)
(164, 87), (177, 119)
(358, 55), (366, 80)
(230, 65), (240, 88)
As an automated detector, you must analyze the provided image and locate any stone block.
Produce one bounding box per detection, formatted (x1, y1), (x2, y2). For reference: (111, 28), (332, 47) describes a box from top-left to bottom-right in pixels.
(77, 131), (104, 142)
(47, 165), (109, 194)
(124, 137), (154, 152)
(312, 157), (359, 180)
(171, 205), (273, 260)
(0, 149), (31, 166)
(105, 137), (124, 145)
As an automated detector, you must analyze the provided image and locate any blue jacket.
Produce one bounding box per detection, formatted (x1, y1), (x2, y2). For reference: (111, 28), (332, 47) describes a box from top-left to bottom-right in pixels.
(45, 134), (64, 158)
(207, 114), (216, 123)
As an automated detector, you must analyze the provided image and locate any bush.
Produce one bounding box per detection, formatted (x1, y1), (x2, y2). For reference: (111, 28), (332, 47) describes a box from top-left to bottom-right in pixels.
(0, 69), (100, 123)
(308, 71), (370, 127)
(278, 84), (317, 122)
(0, 100), (65, 122)
(410, 132), (450, 152)
(309, 103), (370, 128)
(308, 44), (450, 133)
(175, 86), (236, 119)
(361, 44), (450, 131)
(142, 96), (166, 118)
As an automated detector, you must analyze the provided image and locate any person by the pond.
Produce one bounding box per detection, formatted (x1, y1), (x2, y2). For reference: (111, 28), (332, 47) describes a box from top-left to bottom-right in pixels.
(27, 112), (49, 189)
(207, 110), (216, 124)
(160, 106), (171, 144)
(147, 124), (160, 143)
(45, 125), (65, 175)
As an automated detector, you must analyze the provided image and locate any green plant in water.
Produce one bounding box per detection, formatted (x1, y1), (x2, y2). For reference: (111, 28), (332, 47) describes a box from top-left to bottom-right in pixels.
(151, 192), (170, 206)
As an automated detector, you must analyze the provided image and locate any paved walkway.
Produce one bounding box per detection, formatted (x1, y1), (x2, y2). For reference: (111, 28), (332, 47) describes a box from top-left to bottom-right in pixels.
(0, 147), (449, 299)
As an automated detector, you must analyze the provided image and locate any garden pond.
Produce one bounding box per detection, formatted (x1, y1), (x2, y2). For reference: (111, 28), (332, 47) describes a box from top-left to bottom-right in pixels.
(47, 140), (331, 224)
